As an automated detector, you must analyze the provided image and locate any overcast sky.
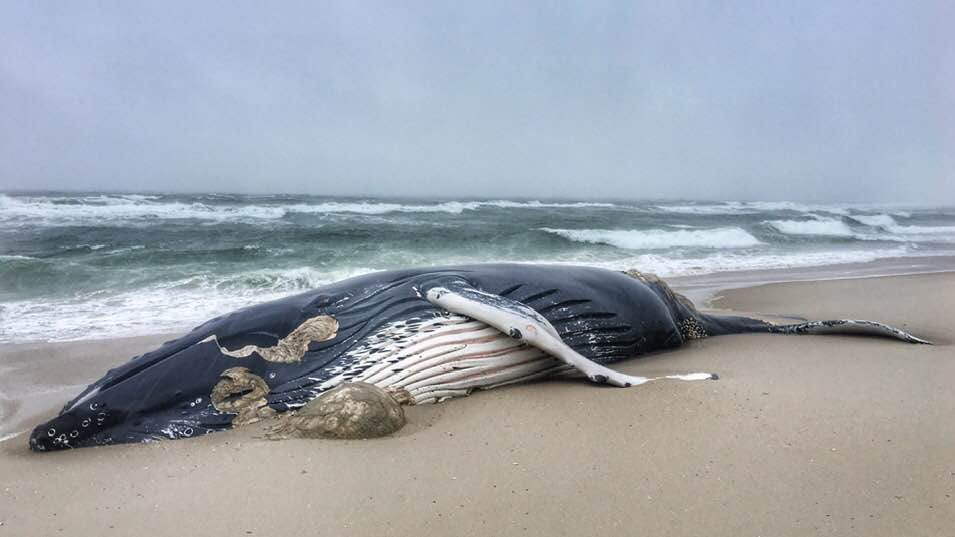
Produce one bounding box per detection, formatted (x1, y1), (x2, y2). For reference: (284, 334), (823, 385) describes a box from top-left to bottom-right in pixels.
(1, 1), (952, 202)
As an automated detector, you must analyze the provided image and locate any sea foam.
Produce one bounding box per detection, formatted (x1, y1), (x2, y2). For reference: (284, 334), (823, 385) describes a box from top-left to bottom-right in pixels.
(0, 266), (379, 343)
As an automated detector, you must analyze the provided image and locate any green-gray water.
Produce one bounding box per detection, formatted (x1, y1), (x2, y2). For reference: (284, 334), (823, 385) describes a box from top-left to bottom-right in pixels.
(2, 192), (953, 343)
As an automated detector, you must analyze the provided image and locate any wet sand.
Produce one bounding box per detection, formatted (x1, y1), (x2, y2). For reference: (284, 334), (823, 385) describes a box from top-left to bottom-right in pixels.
(1, 272), (953, 536)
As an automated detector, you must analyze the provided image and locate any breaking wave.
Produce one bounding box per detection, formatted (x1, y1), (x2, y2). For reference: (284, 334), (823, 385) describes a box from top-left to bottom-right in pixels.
(766, 217), (855, 237)
(654, 201), (852, 216)
(768, 214), (955, 242)
(540, 227), (763, 250)
(0, 194), (287, 223)
(850, 214), (898, 228)
(285, 200), (615, 216)
(0, 194), (617, 225)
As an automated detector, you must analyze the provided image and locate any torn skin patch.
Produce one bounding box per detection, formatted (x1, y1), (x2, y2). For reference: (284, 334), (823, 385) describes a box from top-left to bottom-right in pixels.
(266, 382), (407, 440)
(203, 314), (338, 364)
(211, 367), (276, 426)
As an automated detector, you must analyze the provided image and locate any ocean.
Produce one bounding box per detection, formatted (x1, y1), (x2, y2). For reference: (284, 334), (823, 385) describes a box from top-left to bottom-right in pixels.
(1, 192), (953, 344)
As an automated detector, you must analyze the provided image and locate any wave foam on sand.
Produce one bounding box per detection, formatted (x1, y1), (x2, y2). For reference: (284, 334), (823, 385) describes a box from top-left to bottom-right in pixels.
(0, 266), (377, 343)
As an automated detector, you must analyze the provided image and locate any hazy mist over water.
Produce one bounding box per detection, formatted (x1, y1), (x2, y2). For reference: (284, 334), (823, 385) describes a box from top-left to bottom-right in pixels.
(1, 2), (953, 203)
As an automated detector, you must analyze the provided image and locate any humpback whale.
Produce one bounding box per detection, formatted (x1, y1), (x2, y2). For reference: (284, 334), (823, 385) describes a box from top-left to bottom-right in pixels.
(29, 264), (928, 451)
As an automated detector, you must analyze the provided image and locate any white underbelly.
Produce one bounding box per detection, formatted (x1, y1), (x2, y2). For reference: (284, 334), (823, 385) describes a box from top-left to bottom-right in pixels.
(325, 314), (573, 404)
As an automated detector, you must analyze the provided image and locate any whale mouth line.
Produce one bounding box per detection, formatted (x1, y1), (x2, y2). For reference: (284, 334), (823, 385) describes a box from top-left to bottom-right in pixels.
(224, 388), (254, 399)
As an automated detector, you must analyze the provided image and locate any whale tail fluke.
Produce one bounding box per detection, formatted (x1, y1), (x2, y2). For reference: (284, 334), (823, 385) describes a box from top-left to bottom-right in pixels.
(764, 319), (931, 344)
(700, 314), (931, 344)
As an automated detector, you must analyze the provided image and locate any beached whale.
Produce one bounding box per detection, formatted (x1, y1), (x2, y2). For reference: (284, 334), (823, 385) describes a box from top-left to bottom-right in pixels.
(29, 264), (928, 451)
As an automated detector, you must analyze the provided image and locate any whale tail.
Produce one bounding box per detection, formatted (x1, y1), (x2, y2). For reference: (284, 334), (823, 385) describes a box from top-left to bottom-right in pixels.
(700, 314), (931, 344)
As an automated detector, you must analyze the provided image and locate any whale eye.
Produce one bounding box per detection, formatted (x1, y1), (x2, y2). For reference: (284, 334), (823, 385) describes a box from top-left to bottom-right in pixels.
(47, 428), (56, 437)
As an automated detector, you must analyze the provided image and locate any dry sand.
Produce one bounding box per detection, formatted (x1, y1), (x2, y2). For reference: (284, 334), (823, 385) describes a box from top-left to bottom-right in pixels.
(1, 272), (953, 536)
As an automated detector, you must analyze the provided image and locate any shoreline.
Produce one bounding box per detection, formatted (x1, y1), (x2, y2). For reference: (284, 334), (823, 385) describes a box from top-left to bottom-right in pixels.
(670, 253), (955, 306)
(1, 270), (952, 535)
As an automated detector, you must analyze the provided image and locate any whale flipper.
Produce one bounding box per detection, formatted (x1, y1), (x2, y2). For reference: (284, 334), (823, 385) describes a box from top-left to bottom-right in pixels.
(425, 282), (717, 387)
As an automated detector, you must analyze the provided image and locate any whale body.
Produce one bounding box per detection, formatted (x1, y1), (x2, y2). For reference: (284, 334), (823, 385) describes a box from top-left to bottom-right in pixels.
(29, 264), (927, 451)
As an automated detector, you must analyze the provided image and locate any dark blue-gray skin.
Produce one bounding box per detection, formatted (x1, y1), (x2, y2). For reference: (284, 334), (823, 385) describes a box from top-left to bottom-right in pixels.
(29, 264), (928, 452)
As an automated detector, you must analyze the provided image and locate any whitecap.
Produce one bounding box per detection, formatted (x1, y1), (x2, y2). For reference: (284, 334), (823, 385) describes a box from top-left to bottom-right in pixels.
(851, 214), (897, 228)
(0, 194), (620, 224)
(745, 201), (851, 216)
(766, 217), (854, 237)
(654, 201), (853, 216)
(0, 194), (288, 224)
(540, 227), (763, 250)
(652, 202), (756, 215)
(285, 199), (616, 216)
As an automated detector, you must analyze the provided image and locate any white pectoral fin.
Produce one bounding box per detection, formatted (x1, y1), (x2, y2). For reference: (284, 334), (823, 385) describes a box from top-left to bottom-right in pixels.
(425, 284), (716, 388)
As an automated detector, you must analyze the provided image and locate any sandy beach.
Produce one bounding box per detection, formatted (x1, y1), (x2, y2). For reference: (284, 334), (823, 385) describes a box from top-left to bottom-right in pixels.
(1, 270), (952, 536)
(5, 2), (953, 534)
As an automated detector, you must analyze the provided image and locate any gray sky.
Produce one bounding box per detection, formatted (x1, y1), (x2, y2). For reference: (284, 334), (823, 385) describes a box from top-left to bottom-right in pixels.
(1, 1), (952, 203)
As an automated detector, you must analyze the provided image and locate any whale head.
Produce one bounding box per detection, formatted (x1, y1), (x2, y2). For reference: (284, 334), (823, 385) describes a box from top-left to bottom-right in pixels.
(27, 290), (345, 452)
(28, 338), (248, 451)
